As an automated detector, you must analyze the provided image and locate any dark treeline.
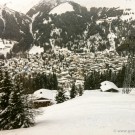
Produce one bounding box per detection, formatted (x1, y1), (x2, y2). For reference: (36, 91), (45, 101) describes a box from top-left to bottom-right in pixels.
(84, 65), (126, 90)
(0, 69), (58, 94)
(17, 72), (58, 94)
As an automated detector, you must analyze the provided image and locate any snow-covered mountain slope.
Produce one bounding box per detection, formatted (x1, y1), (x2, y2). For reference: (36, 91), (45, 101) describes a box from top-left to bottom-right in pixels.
(0, 0), (41, 14)
(29, 1), (134, 53)
(49, 2), (74, 15)
(1, 90), (135, 135)
(27, 0), (67, 17)
(0, 38), (17, 57)
(121, 8), (135, 21)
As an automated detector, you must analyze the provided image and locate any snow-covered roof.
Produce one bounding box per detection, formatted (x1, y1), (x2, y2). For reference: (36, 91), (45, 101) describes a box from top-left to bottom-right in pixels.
(100, 81), (119, 92)
(33, 89), (57, 101)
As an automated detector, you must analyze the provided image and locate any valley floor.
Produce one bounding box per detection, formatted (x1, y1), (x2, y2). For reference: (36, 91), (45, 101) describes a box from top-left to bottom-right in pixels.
(1, 90), (135, 135)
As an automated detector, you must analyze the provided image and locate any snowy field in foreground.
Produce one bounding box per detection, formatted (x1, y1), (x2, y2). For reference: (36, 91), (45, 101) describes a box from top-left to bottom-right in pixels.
(1, 90), (135, 135)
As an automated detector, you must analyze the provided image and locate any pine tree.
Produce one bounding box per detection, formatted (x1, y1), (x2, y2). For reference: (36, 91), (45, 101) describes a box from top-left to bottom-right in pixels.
(0, 68), (3, 93)
(52, 73), (58, 90)
(78, 84), (84, 96)
(100, 72), (106, 83)
(85, 72), (95, 90)
(0, 71), (13, 130)
(47, 74), (52, 90)
(84, 75), (90, 90)
(9, 75), (35, 129)
(123, 56), (135, 94)
(70, 83), (77, 99)
(0, 73), (35, 130)
(33, 73), (43, 91)
(55, 88), (68, 104)
(93, 71), (101, 89)
(41, 73), (47, 89)
(116, 65), (126, 87)
(120, 35), (135, 94)
(27, 75), (34, 94)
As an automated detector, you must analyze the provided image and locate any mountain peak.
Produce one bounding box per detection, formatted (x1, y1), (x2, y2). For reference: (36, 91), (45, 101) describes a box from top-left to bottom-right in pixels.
(49, 2), (74, 15)
(27, 0), (67, 17)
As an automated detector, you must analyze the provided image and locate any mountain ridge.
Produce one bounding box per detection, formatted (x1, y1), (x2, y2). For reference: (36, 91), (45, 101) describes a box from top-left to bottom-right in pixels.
(1, 0), (135, 56)
(1, 0), (135, 14)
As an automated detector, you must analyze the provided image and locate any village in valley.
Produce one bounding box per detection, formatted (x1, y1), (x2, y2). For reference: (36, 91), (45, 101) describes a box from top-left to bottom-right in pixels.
(0, 41), (129, 108)
(0, 45), (127, 90)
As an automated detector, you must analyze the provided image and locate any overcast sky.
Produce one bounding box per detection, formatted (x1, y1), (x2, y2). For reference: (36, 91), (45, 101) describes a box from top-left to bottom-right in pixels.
(0, 0), (135, 13)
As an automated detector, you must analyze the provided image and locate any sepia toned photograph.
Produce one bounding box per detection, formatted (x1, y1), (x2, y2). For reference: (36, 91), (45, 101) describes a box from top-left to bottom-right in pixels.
(0, 0), (135, 135)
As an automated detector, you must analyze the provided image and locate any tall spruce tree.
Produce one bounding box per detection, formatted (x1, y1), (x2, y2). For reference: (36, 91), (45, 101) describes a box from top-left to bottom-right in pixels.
(0, 73), (35, 130)
(52, 73), (58, 90)
(0, 68), (3, 93)
(84, 76), (89, 90)
(78, 84), (84, 96)
(116, 65), (126, 87)
(0, 71), (13, 130)
(120, 35), (135, 94)
(33, 73), (43, 91)
(47, 74), (52, 90)
(9, 75), (35, 129)
(42, 73), (47, 89)
(55, 88), (68, 104)
(70, 83), (77, 99)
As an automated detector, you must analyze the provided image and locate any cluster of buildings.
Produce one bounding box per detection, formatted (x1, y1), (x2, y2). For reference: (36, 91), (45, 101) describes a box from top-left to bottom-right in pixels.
(0, 47), (127, 90)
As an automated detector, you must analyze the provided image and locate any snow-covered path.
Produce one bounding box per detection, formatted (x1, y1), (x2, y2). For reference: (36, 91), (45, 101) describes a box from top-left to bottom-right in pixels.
(1, 91), (135, 135)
